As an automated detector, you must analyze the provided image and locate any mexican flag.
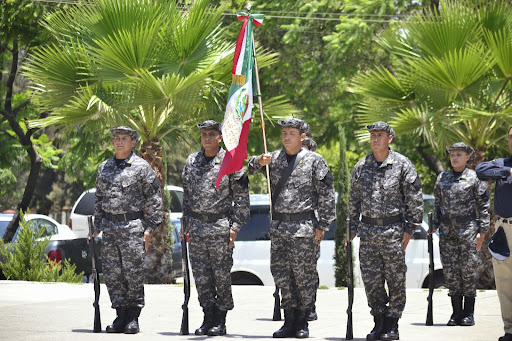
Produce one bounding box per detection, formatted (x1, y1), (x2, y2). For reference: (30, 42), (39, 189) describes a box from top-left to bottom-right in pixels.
(216, 11), (264, 189)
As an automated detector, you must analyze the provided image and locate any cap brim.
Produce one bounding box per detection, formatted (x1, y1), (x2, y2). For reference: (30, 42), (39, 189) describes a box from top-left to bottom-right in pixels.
(488, 226), (510, 261)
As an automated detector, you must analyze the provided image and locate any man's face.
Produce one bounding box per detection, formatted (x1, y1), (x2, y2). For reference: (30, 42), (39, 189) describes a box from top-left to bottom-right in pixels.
(370, 130), (393, 154)
(508, 127), (512, 154)
(200, 129), (222, 149)
(281, 127), (304, 150)
(112, 134), (136, 155)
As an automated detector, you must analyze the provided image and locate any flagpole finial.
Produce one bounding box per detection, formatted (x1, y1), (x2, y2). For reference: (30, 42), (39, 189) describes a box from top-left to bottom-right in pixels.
(246, 2), (252, 10)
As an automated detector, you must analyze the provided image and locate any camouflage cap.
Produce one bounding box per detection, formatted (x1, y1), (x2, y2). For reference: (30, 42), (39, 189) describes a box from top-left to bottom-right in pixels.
(109, 126), (139, 141)
(277, 117), (308, 133)
(446, 142), (475, 155)
(366, 121), (396, 139)
(302, 137), (318, 152)
(197, 120), (221, 133)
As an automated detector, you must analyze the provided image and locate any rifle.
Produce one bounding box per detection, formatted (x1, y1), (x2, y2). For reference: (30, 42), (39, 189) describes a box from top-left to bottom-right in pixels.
(346, 218), (354, 340)
(426, 212), (434, 326)
(87, 216), (101, 333)
(180, 217), (190, 335)
(272, 287), (282, 321)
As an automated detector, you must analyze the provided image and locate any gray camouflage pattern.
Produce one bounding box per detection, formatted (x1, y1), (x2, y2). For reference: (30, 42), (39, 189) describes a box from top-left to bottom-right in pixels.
(349, 149), (423, 238)
(248, 148), (335, 312)
(182, 148), (250, 236)
(182, 147), (249, 311)
(248, 149), (336, 236)
(433, 167), (490, 297)
(359, 239), (406, 318)
(271, 235), (318, 311)
(189, 235), (234, 310)
(102, 229), (146, 308)
(433, 168), (490, 239)
(439, 236), (480, 296)
(94, 152), (162, 309)
(349, 149), (422, 318)
(94, 153), (163, 233)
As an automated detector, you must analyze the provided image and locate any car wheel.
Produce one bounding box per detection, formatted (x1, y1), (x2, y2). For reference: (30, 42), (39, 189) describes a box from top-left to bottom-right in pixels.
(230, 272), (263, 285)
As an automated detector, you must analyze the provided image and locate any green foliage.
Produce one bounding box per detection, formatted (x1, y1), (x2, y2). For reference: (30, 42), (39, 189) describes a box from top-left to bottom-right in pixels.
(350, 0), (512, 163)
(0, 169), (17, 197)
(0, 212), (83, 283)
(334, 126), (350, 287)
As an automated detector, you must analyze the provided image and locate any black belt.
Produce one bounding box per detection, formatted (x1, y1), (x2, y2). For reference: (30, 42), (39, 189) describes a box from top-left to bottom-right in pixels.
(441, 213), (476, 225)
(105, 211), (143, 222)
(189, 211), (229, 223)
(361, 214), (403, 226)
(272, 211), (315, 222)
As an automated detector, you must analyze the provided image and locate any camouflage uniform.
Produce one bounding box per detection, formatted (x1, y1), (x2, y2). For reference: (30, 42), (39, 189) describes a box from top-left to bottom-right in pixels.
(349, 149), (423, 318)
(94, 152), (163, 309)
(248, 149), (336, 313)
(433, 165), (490, 297)
(182, 147), (250, 311)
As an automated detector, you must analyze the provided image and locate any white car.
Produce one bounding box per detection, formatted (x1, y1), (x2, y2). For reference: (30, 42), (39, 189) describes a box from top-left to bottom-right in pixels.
(69, 185), (183, 238)
(230, 194), (443, 288)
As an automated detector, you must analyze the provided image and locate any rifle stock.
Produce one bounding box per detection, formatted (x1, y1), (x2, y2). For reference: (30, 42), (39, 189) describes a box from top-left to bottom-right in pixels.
(273, 287), (282, 321)
(88, 216), (101, 333)
(426, 212), (434, 326)
(180, 218), (190, 335)
(346, 218), (354, 340)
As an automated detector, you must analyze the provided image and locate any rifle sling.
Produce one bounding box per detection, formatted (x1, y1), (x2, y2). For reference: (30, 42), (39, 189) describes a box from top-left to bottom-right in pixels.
(271, 149), (306, 212)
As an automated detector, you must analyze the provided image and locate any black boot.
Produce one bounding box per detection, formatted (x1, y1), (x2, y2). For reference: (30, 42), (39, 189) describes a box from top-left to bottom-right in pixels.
(366, 315), (385, 341)
(380, 317), (399, 341)
(106, 308), (127, 333)
(124, 307), (141, 334)
(295, 310), (309, 339)
(447, 295), (463, 326)
(207, 308), (227, 336)
(460, 296), (475, 326)
(307, 305), (317, 321)
(499, 333), (512, 341)
(273, 309), (296, 338)
(195, 306), (215, 335)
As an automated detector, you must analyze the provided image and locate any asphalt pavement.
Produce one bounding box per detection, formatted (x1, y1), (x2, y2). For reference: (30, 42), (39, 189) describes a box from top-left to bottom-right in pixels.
(0, 281), (503, 341)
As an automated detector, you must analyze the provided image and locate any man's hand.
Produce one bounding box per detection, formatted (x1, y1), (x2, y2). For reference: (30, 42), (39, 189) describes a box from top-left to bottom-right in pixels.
(87, 230), (100, 244)
(403, 232), (412, 251)
(344, 233), (356, 250)
(258, 153), (272, 166)
(475, 232), (484, 251)
(315, 229), (325, 245)
(144, 231), (151, 252)
(229, 229), (238, 249)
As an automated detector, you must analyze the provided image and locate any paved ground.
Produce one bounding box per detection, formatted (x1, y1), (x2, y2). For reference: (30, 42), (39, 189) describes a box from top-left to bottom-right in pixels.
(0, 281), (503, 341)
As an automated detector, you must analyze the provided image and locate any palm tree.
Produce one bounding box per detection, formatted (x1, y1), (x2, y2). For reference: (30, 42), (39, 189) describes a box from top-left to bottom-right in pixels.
(23, 0), (289, 283)
(350, 0), (512, 166)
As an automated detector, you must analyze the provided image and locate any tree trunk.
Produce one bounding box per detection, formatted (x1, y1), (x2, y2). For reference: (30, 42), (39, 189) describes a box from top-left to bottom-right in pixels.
(416, 144), (446, 175)
(140, 138), (174, 284)
(1, 40), (43, 243)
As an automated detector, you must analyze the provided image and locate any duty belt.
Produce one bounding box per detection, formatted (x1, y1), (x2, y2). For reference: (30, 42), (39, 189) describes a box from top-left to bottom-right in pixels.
(105, 211), (143, 222)
(189, 210), (229, 223)
(361, 214), (403, 226)
(441, 212), (476, 225)
(272, 211), (315, 222)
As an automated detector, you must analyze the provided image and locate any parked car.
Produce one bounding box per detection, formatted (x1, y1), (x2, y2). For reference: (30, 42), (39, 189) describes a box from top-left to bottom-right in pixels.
(69, 185), (183, 238)
(230, 194), (443, 288)
(0, 213), (101, 280)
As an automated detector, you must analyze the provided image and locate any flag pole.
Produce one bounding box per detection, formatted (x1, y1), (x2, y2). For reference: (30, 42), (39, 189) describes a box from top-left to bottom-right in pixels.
(248, 3), (272, 216)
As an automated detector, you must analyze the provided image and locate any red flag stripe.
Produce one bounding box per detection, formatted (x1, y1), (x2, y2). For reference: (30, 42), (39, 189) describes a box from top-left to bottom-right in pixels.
(232, 15), (249, 75)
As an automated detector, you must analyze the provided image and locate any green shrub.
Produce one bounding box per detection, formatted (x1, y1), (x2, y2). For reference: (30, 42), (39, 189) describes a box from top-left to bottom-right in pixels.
(0, 211), (83, 282)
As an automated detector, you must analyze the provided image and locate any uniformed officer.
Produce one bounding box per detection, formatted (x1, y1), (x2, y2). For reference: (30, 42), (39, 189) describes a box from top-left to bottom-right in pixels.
(92, 126), (163, 334)
(476, 125), (512, 341)
(348, 121), (423, 341)
(433, 142), (490, 327)
(182, 120), (250, 336)
(248, 117), (336, 339)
